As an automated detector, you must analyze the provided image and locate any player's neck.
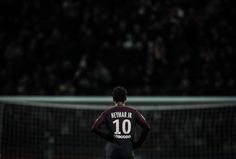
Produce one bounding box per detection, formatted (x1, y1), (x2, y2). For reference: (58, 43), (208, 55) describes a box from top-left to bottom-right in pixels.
(115, 102), (125, 106)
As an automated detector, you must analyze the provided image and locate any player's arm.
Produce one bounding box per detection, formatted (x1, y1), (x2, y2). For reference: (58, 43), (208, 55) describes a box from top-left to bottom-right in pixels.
(91, 112), (114, 143)
(133, 110), (150, 149)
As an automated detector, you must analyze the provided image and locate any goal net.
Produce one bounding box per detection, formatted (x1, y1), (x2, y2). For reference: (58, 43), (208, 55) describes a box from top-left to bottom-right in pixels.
(0, 97), (236, 159)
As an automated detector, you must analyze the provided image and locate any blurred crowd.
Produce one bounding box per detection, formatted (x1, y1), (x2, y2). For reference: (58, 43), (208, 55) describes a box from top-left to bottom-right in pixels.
(0, 0), (235, 95)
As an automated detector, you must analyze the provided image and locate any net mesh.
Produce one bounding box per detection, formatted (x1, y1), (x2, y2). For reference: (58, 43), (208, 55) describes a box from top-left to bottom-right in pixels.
(0, 100), (236, 159)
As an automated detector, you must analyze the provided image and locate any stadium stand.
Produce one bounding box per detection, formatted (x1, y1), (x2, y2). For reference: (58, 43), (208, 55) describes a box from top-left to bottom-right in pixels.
(0, 0), (235, 95)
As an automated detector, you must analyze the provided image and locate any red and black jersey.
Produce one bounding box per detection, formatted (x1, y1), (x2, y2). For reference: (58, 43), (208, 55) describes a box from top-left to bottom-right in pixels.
(91, 105), (150, 158)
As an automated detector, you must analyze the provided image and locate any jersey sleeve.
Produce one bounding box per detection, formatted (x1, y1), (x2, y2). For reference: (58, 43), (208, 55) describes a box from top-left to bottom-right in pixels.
(91, 111), (106, 130)
(133, 110), (150, 149)
(91, 111), (115, 143)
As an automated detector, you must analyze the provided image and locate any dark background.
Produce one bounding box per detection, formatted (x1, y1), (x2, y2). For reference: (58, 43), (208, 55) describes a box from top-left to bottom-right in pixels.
(0, 0), (235, 95)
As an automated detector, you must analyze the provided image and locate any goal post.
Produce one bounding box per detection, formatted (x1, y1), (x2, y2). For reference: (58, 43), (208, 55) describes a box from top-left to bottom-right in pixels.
(1, 96), (236, 104)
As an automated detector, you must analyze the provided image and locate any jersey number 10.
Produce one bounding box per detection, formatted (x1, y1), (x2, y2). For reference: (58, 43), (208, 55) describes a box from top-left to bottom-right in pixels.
(113, 119), (131, 135)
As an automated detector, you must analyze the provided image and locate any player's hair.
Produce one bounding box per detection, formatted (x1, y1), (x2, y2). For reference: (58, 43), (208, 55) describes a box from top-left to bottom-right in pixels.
(112, 86), (127, 103)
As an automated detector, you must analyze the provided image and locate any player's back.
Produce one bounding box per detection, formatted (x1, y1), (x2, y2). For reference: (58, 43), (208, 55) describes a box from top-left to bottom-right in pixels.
(104, 106), (140, 158)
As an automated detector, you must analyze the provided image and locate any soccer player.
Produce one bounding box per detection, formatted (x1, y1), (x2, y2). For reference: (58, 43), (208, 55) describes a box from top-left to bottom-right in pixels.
(91, 86), (150, 159)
